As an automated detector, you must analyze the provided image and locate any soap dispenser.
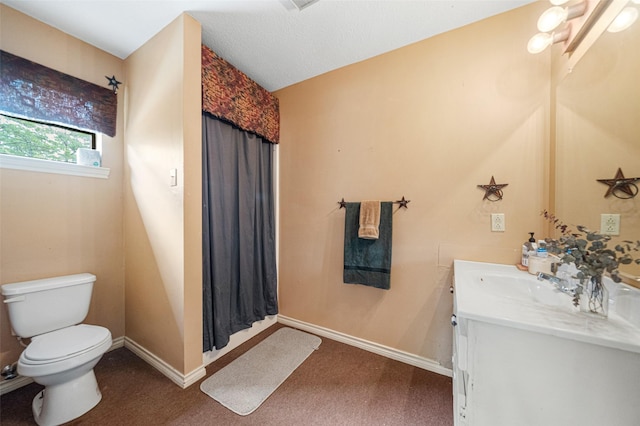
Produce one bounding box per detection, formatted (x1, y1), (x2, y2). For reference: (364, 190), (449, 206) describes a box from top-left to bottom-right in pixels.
(521, 232), (536, 267)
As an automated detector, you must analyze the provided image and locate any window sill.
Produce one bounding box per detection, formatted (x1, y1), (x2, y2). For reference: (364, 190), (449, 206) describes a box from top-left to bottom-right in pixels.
(0, 154), (110, 179)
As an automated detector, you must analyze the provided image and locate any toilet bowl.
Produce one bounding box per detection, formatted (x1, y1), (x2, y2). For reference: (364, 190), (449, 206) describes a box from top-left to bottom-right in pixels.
(20, 325), (112, 426)
(20, 325), (112, 425)
(2, 274), (112, 426)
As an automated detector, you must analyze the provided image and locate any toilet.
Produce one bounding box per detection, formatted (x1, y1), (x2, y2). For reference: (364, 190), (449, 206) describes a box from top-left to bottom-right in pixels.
(1, 273), (112, 426)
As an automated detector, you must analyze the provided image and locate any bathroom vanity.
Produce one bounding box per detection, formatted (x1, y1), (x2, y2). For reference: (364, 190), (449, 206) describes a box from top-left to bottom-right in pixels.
(452, 260), (640, 426)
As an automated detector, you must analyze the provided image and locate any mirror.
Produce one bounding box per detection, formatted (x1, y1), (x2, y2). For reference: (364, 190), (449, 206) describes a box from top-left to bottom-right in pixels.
(554, 13), (640, 280)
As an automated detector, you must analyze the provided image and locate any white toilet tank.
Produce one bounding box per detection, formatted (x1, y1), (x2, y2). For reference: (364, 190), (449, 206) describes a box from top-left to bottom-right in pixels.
(1, 273), (96, 338)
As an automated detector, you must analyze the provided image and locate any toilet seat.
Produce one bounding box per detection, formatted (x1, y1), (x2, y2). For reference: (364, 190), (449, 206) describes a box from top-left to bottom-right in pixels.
(18, 325), (112, 378)
(23, 324), (111, 363)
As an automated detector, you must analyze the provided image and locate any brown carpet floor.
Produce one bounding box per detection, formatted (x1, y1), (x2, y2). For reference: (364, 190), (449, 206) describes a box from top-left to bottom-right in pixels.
(0, 324), (453, 425)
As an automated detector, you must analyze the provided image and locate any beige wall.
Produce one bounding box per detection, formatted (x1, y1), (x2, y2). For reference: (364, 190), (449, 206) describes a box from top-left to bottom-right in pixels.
(1, 6), (203, 377)
(555, 19), (640, 279)
(123, 14), (202, 374)
(275, 3), (550, 368)
(0, 5), (125, 366)
(7, 0), (627, 382)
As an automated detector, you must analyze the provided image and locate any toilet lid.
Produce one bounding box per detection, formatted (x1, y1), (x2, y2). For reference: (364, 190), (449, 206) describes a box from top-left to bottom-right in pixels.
(24, 324), (111, 362)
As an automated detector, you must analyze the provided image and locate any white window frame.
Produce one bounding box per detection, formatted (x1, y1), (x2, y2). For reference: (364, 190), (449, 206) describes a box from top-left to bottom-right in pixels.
(0, 134), (110, 179)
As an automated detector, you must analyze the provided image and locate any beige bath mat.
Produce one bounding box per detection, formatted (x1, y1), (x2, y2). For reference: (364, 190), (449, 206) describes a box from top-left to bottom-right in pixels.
(200, 327), (321, 415)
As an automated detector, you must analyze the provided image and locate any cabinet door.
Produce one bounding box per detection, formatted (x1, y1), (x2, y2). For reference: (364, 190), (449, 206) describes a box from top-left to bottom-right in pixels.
(468, 320), (640, 426)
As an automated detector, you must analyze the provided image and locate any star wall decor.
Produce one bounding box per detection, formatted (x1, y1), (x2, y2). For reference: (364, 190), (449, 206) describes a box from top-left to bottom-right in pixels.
(397, 196), (410, 209)
(478, 176), (508, 201)
(105, 75), (122, 94)
(597, 168), (639, 199)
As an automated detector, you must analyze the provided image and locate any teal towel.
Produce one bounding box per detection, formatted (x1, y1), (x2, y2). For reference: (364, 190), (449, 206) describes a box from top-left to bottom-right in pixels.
(343, 202), (393, 290)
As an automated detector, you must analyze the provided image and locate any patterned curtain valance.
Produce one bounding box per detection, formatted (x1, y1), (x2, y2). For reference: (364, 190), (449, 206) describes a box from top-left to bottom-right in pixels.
(0, 50), (117, 137)
(201, 45), (279, 144)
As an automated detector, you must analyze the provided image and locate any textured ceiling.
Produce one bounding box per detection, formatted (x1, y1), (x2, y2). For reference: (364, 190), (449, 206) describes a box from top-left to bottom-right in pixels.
(2, 0), (535, 91)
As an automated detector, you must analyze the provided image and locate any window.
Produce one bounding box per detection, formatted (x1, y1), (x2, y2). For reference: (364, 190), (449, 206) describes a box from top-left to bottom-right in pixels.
(0, 114), (95, 163)
(0, 51), (113, 178)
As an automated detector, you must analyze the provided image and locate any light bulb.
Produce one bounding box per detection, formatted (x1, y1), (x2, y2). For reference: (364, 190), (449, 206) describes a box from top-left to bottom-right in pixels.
(537, 2), (587, 32)
(528, 33), (553, 54)
(607, 7), (639, 32)
(527, 27), (570, 54)
(538, 6), (568, 32)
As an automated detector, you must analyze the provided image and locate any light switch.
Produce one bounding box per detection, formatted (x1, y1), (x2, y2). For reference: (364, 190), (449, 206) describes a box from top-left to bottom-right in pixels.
(170, 168), (177, 187)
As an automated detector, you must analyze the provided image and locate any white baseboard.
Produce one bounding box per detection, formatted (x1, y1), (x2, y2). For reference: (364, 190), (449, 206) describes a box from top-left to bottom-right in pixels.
(278, 315), (453, 378)
(124, 337), (206, 389)
(202, 315), (278, 367)
(0, 374), (33, 396)
(0, 335), (128, 396)
(110, 335), (125, 350)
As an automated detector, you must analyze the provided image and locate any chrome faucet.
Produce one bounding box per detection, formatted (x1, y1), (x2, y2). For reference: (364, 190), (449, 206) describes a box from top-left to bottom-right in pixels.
(537, 272), (577, 296)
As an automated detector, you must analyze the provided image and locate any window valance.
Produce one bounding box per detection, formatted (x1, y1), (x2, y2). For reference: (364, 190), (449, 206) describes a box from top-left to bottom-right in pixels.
(0, 50), (117, 137)
(201, 45), (279, 144)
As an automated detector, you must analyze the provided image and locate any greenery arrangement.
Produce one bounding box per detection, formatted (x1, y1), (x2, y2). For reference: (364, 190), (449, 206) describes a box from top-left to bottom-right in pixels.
(541, 210), (640, 311)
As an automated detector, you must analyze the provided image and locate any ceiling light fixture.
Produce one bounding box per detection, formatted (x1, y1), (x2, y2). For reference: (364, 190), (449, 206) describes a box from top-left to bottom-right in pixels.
(527, 0), (589, 54)
(527, 27), (571, 54)
(607, 6), (639, 32)
(537, 1), (588, 32)
(530, 0), (637, 73)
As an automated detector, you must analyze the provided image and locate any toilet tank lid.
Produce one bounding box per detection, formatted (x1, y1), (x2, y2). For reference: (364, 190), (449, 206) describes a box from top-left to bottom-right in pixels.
(1, 273), (96, 296)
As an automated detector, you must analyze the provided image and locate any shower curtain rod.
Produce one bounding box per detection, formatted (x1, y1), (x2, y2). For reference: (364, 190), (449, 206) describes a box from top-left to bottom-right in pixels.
(338, 196), (410, 209)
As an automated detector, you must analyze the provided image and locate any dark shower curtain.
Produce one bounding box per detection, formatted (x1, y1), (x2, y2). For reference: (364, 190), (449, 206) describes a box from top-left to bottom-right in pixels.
(202, 114), (278, 352)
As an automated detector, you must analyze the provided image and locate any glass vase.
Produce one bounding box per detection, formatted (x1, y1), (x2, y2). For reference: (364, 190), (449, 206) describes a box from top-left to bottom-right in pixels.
(579, 275), (609, 318)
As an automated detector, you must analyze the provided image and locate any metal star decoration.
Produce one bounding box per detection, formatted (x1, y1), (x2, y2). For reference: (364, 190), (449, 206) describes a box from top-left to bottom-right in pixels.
(105, 75), (122, 94)
(597, 168), (639, 199)
(397, 196), (410, 209)
(478, 176), (508, 201)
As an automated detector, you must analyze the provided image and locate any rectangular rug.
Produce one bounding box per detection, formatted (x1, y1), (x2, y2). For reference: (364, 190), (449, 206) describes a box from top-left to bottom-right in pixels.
(200, 327), (321, 416)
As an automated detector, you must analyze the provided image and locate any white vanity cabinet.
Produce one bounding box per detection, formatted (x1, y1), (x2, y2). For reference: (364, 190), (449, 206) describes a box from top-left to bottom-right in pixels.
(452, 260), (640, 426)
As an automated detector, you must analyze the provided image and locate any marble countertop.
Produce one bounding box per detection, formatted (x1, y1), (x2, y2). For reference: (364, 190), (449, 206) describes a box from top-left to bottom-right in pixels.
(453, 260), (640, 354)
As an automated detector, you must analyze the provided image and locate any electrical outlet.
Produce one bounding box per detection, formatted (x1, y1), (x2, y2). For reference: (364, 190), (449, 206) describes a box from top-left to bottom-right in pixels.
(491, 213), (505, 232)
(601, 214), (620, 235)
